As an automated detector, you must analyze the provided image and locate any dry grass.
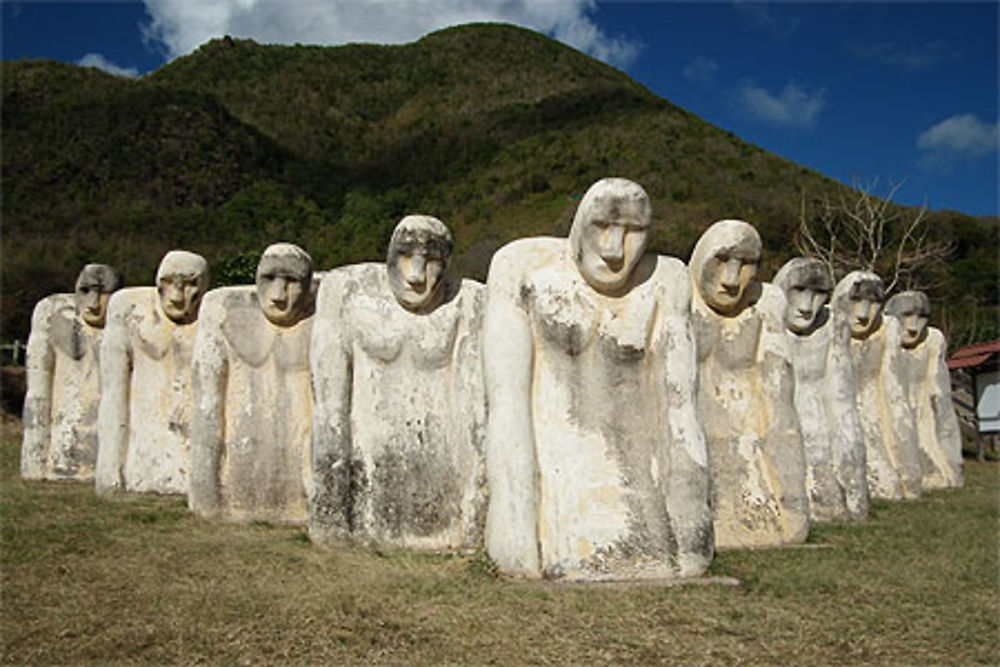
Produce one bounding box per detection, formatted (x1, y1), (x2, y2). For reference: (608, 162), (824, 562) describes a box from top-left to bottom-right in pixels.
(2, 416), (997, 665)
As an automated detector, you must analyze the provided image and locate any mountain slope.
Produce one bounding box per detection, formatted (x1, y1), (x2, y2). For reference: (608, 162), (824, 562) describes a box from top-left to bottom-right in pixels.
(2, 24), (994, 344)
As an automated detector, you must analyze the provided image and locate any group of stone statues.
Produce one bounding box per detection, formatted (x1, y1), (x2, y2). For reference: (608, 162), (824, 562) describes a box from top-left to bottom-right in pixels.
(20, 177), (963, 582)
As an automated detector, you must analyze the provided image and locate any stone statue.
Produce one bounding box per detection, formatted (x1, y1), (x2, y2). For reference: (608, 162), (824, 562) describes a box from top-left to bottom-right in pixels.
(21, 264), (120, 480)
(832, 271), (921, 500)
(95, 250), (209, 495)
(310, 215), (486, 550)
(483, 178), (713, 581)
(189, 244), (318, 523)
(884, 291), (963, 489)
(773, 258), (869, 521)
(689, 220), (808, 549)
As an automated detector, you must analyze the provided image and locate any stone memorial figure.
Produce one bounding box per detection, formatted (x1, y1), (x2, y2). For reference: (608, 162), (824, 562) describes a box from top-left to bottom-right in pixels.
(310, 215), (486, 550)
(832, 271), (921, 500)
(96, 250), (209, 495)
(21, 264), (121, 480)
(483, 177), (713, 580)
(773, 258), (869, 521)
(689, 220), (808, 549)
(189, 244), (318, 523)
(884, 291), (963, 489)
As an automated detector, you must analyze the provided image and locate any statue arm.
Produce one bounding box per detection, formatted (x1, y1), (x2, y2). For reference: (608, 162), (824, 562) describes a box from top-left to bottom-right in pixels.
(189, 296), (229, 516)
(826, 317), (870, 517)
(20, 298), (56, 479)
(483, 245), (539, 576)
(928, 330), (964, 485)
(881, 319), (922, 496)
(658, 287), (713, 575)
(758, 312), (809, 541)
(454, 283), (489, 548)
(309, 272), (355, 541)
(95, 295), (132, 494)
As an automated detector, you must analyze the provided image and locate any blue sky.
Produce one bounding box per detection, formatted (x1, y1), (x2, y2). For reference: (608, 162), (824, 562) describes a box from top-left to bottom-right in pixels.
(3, 1), (998, 216)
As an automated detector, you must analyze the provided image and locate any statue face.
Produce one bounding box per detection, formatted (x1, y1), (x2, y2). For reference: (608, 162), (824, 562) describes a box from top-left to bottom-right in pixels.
(782, 263), (831, 335)
(387, 216), (452, 312)
(256, 249), (312, 327)
(156, 251), (208, 324)
(75, 281), (111, 328)
(74, 264), (118, 328)
(847, 280), (885, 339)
(699, 244), (760, 315)
(574, 198), (649, 293)
(887, 292), (930, 348)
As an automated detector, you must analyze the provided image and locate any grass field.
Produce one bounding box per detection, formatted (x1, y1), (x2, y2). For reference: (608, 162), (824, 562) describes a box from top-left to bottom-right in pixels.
(2, 416), (997, 665)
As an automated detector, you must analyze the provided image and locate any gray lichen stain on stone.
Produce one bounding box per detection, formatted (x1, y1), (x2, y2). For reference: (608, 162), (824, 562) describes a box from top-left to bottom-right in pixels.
(371, 418), (460, 539)
(311, 452), (363, 534)
(546, 311), (683, 575)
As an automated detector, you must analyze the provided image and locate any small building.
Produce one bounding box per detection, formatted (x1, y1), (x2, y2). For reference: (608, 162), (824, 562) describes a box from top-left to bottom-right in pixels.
(948, 339), (1000, 461)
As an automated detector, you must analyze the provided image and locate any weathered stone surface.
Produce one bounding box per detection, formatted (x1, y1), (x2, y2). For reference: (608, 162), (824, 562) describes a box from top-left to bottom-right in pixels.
(833, 271), (921, 500)
(189, 244), (318, 523)
(310, 216), (487, 551)
(690, 220), (808, 549)
(96, 251), (208, 495)
(773, 258), (869, 522)
(885, 291), (963, 489)
(21, 264), (120, 481)
(484, 178), (713, 581)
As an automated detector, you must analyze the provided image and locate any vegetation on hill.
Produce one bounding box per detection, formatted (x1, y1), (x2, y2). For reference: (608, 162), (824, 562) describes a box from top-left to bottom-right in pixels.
(2, 23), (995, 345)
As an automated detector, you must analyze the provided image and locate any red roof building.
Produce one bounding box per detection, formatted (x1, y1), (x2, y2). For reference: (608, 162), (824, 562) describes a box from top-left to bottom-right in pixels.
(948, 339), (1000, 371)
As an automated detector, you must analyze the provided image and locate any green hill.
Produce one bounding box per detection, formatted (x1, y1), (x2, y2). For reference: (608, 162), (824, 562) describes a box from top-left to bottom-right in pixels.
(2, 23), (995, 345)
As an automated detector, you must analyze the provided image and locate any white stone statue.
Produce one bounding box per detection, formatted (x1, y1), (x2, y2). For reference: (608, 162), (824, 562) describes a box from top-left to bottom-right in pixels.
(310, 215), (486, 550)
(773, 258), (869, 522)
(189, 244), (318, 523)
(832, 271), (921, 500)
(884, 290), (964, 489)
(21, 264), (120, 480)
(689, 220), (808, 549)
(483, 178), (713, 581)
(95, 250), (209, 495)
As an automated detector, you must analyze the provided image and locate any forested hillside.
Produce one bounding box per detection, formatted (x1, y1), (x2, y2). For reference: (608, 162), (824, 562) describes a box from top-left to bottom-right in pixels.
(2, 23), (995, 345)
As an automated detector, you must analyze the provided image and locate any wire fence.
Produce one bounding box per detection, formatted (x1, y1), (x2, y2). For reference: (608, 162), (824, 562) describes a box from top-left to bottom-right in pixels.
(1, 341), (24, 366)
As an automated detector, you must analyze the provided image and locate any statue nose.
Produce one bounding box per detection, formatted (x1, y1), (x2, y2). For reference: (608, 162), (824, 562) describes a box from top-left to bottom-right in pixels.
(720, 259), (741, 290)
(406, 256), (426, 288)
(599, 227), (625, 267)
(269, 279), (288, 307)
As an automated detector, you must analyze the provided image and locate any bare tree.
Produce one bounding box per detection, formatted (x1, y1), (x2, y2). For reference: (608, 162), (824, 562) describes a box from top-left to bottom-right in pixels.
(796, 178), (953, 293)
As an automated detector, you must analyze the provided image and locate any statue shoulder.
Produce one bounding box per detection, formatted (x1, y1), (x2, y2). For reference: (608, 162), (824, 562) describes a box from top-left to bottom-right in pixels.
(106, 287), (156, 322)
(487, 237), (563, 284)
(649, 255), (691, 312)
(31, 293), (74, 326)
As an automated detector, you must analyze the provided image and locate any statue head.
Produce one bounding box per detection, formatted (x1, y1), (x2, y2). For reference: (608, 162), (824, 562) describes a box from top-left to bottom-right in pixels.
(386, 215), (453, 313)
(256, 243), (314, 327)
(832, 271), (886, 340)
(74, 264), (120, 328)
(569, 177), (651, 295)
(885, 290), (931, 348)
(689, 220), (762, 316)
(773, 257), (832, 335)
(156, 250), (209, 325)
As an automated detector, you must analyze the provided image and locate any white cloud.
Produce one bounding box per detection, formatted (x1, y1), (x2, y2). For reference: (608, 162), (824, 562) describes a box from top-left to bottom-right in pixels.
(847, 40), (949, 70)
(141, 0), (641, 68)
(76, 53), (140, 78)
(732, 1), (800, 38)
(683, 56), (718, 84)
(738, 81), (825, 129)
(917, 114), (999, 160)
